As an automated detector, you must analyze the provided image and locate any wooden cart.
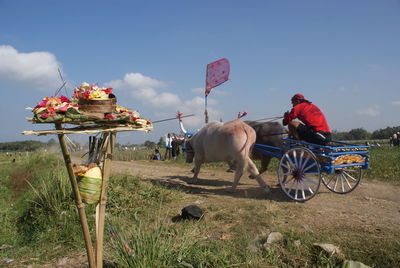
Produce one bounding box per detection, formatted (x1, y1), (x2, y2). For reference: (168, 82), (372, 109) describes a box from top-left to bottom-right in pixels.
(254, 138), (370, 202)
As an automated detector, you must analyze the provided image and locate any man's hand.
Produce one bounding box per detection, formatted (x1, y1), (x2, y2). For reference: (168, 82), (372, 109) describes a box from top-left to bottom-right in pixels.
(282, 111), (290, 126)
(176, 111), (183, 121)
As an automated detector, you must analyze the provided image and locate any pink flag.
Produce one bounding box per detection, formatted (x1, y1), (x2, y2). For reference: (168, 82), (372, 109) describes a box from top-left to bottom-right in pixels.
(205, 58), (230, 96)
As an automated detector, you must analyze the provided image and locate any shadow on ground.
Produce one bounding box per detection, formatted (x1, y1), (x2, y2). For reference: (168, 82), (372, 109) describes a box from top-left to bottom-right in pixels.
(145, 175), (292, 202)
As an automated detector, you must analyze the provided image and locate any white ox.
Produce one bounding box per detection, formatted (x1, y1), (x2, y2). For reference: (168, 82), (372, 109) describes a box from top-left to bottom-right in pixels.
(185, 119), (270, 192)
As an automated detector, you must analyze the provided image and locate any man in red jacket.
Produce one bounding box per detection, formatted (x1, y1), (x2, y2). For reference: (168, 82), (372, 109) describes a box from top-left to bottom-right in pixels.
(283, 93), (331, 145)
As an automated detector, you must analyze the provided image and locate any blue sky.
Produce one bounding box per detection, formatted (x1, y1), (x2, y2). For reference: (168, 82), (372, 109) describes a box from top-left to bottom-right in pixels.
(1, 0), (399, 144)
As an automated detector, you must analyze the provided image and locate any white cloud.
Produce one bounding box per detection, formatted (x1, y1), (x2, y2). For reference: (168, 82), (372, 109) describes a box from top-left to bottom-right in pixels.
(148, 92), (181, 107)
(132, 87), (157, 99)
(175, 96), (222, 128)
(106, 73), (166, 90)
(105, 73), (222, 125)
(0, 45), (61, 91)
(123, 72), (165, 88)
(105, 72), (225, 131)
(106, 73), (177, 109)
(357, 104), (380, 117)
(392, 100), (400, 105)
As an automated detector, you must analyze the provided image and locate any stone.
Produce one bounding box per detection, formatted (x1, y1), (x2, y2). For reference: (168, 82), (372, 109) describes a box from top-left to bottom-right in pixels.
(313, 243), (344, 258)
(181, 205), (204, 220)
(263, 232), (283, 249)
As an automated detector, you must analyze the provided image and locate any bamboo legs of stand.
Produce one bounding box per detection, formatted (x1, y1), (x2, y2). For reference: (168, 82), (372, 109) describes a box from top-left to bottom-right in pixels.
(55, 123), (96, 268)
(95, 132), (115, 268)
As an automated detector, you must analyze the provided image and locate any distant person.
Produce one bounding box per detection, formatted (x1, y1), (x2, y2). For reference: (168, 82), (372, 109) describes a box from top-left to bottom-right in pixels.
(283, 93), (331, 146)
(154, 149), (161, 160)
(393, 133), (398, 146)
(171, 134), (179, 160)
(177, 112), (197, 154)
(164, 133), (173, 160)
(397, 132), (400, 146)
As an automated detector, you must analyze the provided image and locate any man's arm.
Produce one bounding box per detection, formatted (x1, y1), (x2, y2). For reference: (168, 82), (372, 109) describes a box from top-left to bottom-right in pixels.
(283, 106), (299, 125)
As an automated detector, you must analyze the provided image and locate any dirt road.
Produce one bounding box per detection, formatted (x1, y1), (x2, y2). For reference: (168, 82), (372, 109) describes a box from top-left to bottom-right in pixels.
(111, 160), (400, 234)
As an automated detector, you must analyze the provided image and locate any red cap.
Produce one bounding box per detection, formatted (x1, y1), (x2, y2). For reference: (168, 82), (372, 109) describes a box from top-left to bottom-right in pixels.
(291, 93), (305, 102)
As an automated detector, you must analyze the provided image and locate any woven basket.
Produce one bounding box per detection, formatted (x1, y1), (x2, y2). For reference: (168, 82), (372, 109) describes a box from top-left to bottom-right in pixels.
(78, 94), (116, 113)
(78, 166), (103, 204)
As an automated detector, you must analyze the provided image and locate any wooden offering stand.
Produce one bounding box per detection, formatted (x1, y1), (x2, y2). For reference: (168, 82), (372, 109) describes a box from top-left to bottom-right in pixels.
(23, 122), (152, 268)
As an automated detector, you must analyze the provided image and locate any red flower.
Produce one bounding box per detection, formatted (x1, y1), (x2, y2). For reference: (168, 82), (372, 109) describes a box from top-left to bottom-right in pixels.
(104, 113), (118, 120)
(40, 113), (54, 119)
(131, 117), (139, 121)
(57, 104), (69, 113)
(47, 106), (55, 114)
(146, 121), (151, 125)
(84, 91), (91, 99)
(60, 95), (71, 103)
(35, 99), (48, 109)
(103, 88), (113, 94)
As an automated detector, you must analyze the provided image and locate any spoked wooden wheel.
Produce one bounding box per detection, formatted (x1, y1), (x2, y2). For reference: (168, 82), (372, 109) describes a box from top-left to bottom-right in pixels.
(278, 147), (321, 202)
(322, 167), (362, 194)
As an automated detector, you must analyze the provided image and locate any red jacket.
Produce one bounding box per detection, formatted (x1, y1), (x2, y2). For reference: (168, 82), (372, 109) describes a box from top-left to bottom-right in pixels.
(283, 102), (331, 133)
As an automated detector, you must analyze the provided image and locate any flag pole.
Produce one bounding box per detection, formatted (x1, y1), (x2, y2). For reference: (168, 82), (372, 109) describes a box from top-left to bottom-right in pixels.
(205, 94), (209, 124)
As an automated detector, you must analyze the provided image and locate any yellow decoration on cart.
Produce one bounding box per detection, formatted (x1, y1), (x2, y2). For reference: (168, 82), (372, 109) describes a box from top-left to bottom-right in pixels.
(332, 154), (365, 165)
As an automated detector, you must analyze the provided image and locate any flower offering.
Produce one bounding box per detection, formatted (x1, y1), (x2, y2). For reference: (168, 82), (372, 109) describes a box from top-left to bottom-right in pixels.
(29, 82), (153, 129)
(73, 82), (113, 100)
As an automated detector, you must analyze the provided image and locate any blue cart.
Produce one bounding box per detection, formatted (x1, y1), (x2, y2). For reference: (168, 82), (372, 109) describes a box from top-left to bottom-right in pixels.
(254, 138), (370, 202)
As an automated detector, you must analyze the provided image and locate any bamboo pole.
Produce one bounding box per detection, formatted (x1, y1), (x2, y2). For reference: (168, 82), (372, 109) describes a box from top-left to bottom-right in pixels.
(55, 123), (96, 268)
(22, 125), (152, 136)
(95, 132), (116, 267)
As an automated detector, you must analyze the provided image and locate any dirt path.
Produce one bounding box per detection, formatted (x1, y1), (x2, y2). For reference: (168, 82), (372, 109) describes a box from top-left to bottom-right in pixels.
(111, 160), (400, 235)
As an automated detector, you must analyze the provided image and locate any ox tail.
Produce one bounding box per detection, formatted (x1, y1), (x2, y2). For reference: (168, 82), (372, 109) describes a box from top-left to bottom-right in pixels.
(241, 125), (255, 170)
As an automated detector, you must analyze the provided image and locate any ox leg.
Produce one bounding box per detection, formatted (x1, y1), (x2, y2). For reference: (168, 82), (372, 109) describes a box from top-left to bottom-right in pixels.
(247, 158), (270, 193)
(189, 159), (202, 184)
(229, 161), (245, 192)
(226, 160), (235, 173)
(259, 156), (272, 175)
(248, 155), (272, 179)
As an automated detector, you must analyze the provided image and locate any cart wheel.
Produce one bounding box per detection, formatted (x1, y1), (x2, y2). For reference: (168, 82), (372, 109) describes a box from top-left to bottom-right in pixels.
(322, 167), (362, 194)
(278, 147), (321, 202)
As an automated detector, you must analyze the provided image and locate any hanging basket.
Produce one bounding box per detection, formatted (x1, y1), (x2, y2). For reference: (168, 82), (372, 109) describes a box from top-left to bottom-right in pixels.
(77, 166), (103, 204)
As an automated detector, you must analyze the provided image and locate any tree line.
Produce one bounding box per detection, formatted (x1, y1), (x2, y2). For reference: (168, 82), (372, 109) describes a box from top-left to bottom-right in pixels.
(2, 126), (399, 152)
(0, 140), (46, 152)
(331, 126), (400, 141)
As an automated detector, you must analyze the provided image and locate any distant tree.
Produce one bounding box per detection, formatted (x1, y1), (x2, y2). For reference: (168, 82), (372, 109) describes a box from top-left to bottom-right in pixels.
(143, 140), (156, 149)
(371, 126), (400, 139)
(0, 140), (45, 151)
(331, 130), (348, 141)
(115, 142), (122, 151)
(47, 138), (57, 146)
(157, 137), (164, 147)
(347, 128), (370, 140)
